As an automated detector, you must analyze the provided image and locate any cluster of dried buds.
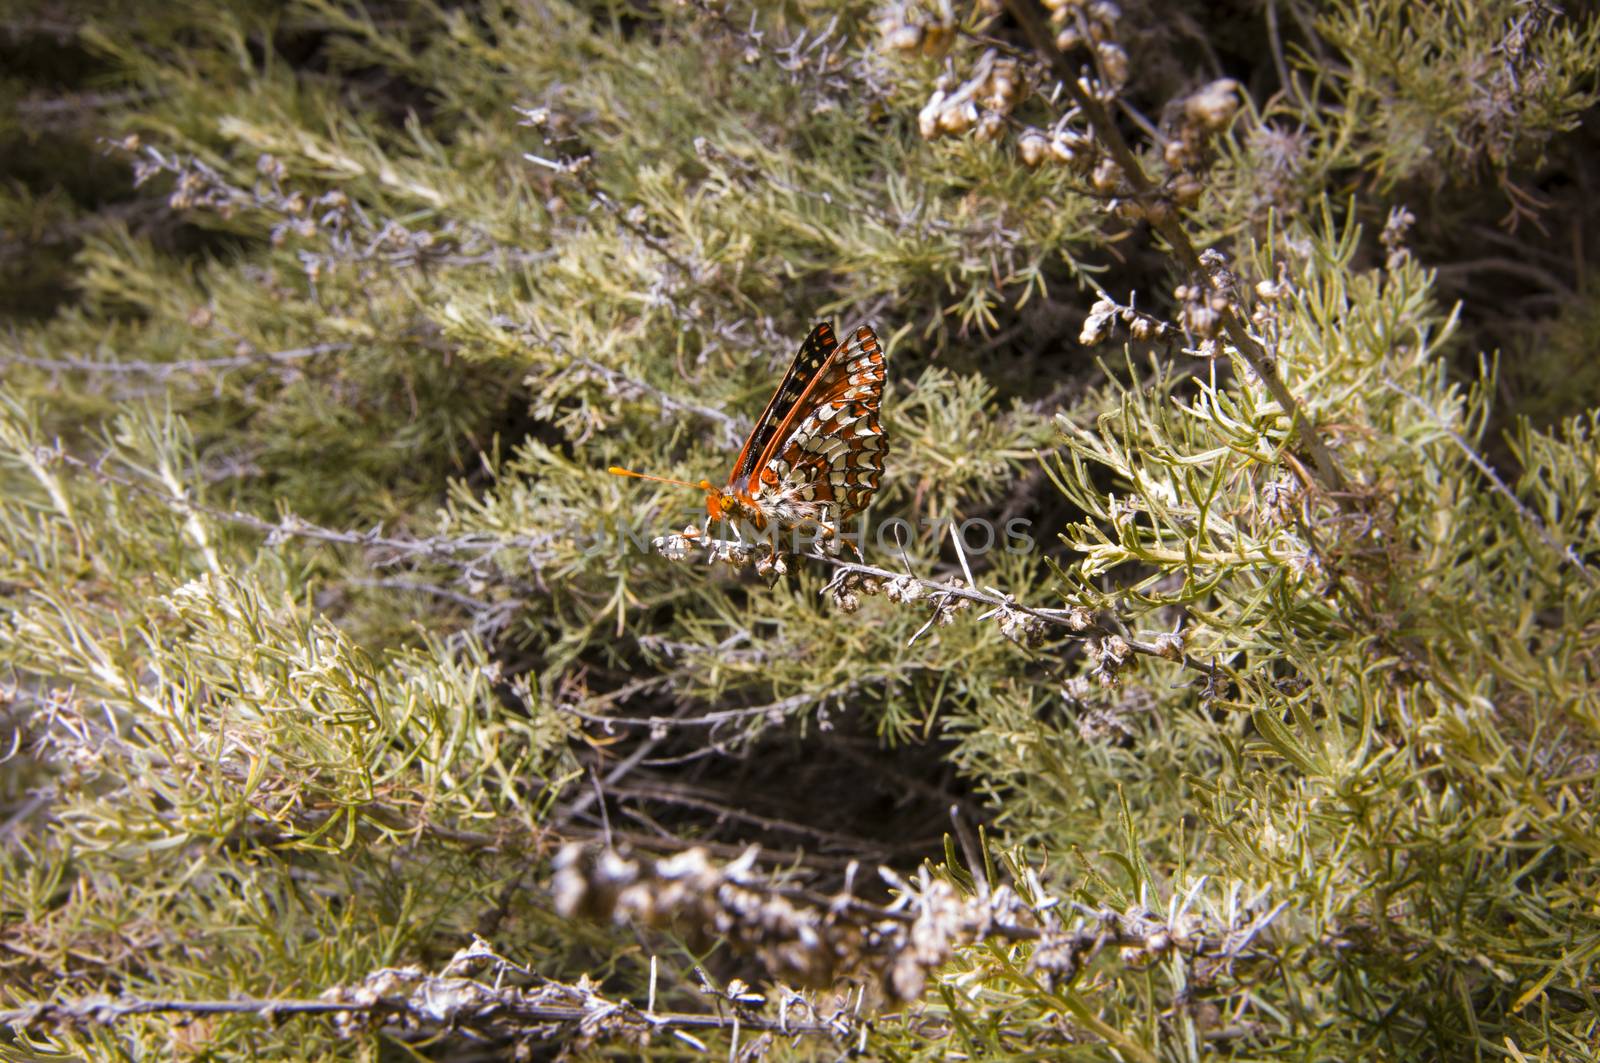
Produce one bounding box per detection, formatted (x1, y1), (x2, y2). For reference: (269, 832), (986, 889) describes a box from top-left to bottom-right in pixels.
(551, 844), (1038, 1002)
(1016, 117), (1097, 172)
(653, 527), (793, 570)
(1160, 78), (1243, 204)
(877, 2), (956, 58)
(1078, 293), (1177, 346)
(1044, 0), (1129, 90)
(1259, 474), (1304, 526)
(1250, 273), (1290, 330)
(823, 569), (884, 613)
(317, 955), (649, 1050)
(1084, 633), (1131, 686)
(917, 49), (1027, 143)
(1380, 205), (1417, 271)
(980, 599), (1049, 647)
(550, 846), (1266, 1011)
(1173, 248), (1243, 345)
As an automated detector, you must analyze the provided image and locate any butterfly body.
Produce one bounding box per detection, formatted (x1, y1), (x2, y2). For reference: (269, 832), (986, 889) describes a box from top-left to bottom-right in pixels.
(614, 321), (889, 550)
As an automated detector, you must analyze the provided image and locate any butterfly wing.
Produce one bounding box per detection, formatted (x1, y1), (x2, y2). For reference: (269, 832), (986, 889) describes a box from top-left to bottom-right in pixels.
(749, 324), (888, 520)
(727, 322), (838, 490)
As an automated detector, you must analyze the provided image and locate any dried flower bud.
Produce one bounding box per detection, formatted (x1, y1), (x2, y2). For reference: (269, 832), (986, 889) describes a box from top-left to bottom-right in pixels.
(1048, 133), (1078, 165)
(974, 110), (1005, 143)
(938, 99), (978, 135)
(1255, 279), (1283, 301)
(1170, 173), (1204, 205)
(1112, 198), (1144, 221)
(1067, 606), (1095, 630)
(886, 576), (922, 603)
(1184, 78), (1242, 132)
(1054, 26), (1083, 51)
(1088, 0), (1122, 25)
(1019, 130), (1050, 167)
(1095, 42), (1129, 87)
(187, 306), (213, 330)
(1183, 304), (1220, 337)
(1164, 138), (1197, 169)
(1152, 631), (1185, 661)
(654, 534), (692, 561)
(982, 59), (1024, 112)
(1079, 306), (1115, 346)
(999, 608), (1047, 647)
(1092, 157), (1123, 193)
(883, 24), (924, 53)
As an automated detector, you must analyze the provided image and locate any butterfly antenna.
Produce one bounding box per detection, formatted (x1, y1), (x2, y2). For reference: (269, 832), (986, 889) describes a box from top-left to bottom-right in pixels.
(607, 466), (716, 492)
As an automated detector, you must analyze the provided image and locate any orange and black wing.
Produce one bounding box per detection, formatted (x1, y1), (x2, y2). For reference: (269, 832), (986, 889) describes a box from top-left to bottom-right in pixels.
(727, 322), (838, 489)
(747, 323), (888, 519)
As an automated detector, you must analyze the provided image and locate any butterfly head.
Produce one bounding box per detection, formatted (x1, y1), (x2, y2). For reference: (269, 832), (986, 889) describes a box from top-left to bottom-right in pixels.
(610, 465), (764, 528)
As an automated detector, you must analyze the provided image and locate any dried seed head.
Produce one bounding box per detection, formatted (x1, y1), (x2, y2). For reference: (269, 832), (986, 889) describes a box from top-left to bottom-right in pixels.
(1184, 78), (1242, 132)
(1088, 0), (1122, 25)
(974, 110), (1005, 143)
(1095, 42), (1129, 88)
(1261, 475), (1302, 524)
(1019, 130), (1050, 167)
(710, 540), (753, 566)
(982, 59), (1024, 113)
(886, 575), (922, 603)
(654, 534), (692, 561)
(883, 23), (923, 53)
(1091, 157), (1123, 193)
(1170, 172), (1204, 205)
(1079, 305), (1116, 346)
(1182, 303), (1220, 337)
(755, 550), (788, 579)
(1048, 133), (1078, 165)
(998, 607), (1047, 647)
(1164, 138), (1198, 169)
(1152, 631), (1185, 661)
(938, 99), (979, 135)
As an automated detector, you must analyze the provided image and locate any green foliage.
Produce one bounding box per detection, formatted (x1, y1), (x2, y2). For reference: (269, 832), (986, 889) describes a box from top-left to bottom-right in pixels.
(1317, 0), (1600, 187)
(3, 0), (1599, 1059)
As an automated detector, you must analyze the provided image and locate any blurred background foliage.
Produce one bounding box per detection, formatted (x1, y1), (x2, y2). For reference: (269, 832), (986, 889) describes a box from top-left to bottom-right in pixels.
(2, 0), (1599, 1058)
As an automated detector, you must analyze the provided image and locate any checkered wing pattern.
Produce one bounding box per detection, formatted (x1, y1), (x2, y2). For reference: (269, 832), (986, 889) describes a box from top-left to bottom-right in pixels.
(745, 324), (888, 521)
(727, 322), (838, 489)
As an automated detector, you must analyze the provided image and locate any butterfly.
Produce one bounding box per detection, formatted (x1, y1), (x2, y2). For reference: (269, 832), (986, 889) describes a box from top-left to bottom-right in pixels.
(610, 321), (889, 546)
